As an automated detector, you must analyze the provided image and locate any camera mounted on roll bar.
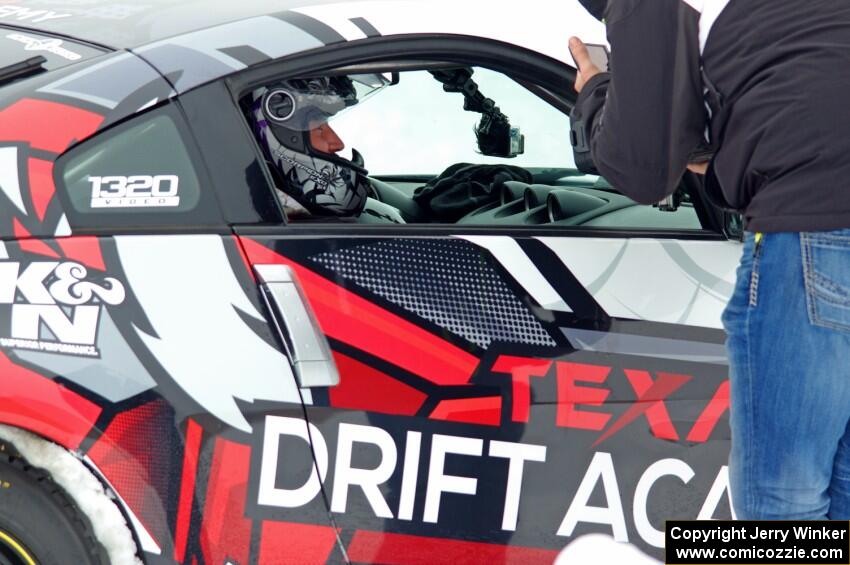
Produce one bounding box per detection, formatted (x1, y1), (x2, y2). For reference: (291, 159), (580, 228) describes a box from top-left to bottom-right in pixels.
(431, 68), (525, 158)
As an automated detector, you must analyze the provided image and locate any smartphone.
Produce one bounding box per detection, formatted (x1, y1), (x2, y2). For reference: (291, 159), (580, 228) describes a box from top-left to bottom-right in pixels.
(584, 43), (610, 72)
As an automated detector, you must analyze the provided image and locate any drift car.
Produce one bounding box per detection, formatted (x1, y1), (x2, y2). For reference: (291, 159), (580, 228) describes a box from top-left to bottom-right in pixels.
(0, 1), (743, 564)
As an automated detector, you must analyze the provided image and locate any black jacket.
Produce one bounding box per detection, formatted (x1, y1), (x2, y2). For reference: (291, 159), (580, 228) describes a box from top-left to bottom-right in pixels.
(574, 0), (850, 232)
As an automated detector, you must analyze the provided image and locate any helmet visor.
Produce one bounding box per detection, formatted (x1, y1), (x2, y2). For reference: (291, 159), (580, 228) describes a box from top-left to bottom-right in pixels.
(262, 73), (392, 132)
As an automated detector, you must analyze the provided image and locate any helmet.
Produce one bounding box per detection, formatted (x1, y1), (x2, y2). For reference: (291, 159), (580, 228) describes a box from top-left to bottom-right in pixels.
(252, 75), (388, 217)
(578, 0), (607, 20)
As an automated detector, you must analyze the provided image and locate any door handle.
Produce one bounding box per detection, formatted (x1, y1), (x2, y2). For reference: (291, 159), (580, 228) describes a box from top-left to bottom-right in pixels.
(255, 264), (340, 388)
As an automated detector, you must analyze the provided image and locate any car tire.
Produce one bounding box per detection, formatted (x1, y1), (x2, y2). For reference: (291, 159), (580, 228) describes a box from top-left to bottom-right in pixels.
(0, 441), (106, 565)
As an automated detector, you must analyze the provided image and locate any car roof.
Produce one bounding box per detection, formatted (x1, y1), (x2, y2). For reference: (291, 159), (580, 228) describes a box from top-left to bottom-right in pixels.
(0, 0), (334, 48)
(1, 1), (606, 62)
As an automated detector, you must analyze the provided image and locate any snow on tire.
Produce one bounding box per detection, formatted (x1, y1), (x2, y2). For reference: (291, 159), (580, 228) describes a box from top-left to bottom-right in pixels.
(0, 426), (142, 565)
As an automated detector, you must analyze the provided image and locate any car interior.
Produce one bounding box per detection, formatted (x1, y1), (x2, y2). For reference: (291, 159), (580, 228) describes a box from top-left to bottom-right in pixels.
(240, 62), (709, 232)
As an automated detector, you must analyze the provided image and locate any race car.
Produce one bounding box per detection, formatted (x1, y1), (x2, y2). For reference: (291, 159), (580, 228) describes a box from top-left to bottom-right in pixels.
(0, 1), (742, 564)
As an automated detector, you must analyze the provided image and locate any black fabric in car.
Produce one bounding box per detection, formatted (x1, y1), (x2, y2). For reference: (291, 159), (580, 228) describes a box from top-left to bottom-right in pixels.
(413, 163), (533, 222)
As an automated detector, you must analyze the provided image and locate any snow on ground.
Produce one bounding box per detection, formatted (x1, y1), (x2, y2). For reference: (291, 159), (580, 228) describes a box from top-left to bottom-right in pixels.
(0, 425), (141, 565)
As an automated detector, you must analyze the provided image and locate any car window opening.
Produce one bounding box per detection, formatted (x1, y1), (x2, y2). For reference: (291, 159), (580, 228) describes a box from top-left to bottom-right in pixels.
(240, 64), (704, 232)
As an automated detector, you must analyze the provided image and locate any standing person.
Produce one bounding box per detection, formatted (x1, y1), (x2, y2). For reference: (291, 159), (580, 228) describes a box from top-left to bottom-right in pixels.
(569, 0), (850, 520)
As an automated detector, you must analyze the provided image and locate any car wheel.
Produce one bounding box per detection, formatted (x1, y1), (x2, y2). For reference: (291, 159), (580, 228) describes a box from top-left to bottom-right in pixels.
(0, 443), (106, 565)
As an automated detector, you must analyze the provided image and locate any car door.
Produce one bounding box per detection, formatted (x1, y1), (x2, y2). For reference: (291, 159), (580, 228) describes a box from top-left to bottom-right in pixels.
(234, 236), (738, 563)
(189, 39), (743, 564)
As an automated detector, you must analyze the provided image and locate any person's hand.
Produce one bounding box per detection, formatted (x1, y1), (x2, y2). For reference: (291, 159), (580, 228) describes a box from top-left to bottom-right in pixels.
(570, 36), (603, 93)
(687, 162), (709, 175)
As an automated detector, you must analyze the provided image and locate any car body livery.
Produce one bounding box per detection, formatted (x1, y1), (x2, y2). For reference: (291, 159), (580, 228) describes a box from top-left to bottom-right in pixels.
(0, 1), (741, 564)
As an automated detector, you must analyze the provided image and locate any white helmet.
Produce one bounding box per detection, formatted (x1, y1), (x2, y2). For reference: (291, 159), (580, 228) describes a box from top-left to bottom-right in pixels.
(252, 74), (389, 217)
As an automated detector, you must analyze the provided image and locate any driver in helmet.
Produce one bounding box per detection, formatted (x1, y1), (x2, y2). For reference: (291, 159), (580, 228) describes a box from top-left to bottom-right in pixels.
(251, 75), (374, 219)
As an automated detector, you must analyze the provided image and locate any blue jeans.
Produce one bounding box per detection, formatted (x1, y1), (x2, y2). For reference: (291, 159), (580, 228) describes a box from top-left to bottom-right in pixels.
(723, 230), (850, 519)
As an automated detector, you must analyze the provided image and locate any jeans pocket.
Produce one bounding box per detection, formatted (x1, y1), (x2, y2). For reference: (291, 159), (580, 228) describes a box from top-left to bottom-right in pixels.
(802, 230), (850, 332)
